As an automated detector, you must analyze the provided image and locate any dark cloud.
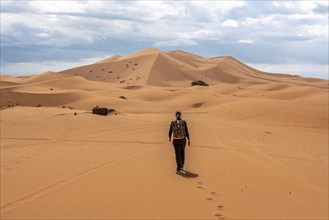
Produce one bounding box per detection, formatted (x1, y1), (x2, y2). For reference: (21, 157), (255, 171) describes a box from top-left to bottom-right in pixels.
(313, 4), (328, 14)
(0, 1), (328, 78)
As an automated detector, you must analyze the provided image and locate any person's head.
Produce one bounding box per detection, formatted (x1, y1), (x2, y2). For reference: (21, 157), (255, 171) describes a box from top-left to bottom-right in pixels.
(175, 111), (182, 119)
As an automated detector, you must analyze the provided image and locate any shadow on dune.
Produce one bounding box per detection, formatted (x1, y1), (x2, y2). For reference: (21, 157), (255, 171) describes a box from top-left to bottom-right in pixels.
(177, 169), (199, 178)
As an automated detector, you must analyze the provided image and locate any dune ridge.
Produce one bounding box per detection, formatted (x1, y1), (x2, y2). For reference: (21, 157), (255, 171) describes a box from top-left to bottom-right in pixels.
(57, 48), (327, 88)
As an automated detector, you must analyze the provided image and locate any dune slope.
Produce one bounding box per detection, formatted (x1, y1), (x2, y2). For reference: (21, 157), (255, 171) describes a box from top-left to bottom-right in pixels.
(57, 48), (328, 88)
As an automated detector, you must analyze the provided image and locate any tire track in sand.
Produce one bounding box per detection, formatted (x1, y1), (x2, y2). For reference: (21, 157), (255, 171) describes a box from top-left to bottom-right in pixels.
(215, 106), (325, 199)
(0, 145), (158, 215)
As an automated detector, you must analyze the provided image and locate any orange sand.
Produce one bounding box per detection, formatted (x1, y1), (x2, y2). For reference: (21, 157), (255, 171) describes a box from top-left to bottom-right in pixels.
(0, 48), (328, 219)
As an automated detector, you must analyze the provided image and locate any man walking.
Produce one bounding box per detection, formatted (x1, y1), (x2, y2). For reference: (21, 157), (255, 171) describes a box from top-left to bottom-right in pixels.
(169, 111), (190, 173)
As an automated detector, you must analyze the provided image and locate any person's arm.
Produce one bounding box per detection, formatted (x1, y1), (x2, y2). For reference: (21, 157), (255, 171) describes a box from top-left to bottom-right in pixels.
(168, 121), (173, 142)
(184, 121), (191, 146)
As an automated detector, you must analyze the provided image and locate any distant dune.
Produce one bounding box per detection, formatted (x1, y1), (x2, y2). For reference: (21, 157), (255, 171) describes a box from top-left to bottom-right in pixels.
(1, 48), (328, 219)
(56, 48), (327, 87)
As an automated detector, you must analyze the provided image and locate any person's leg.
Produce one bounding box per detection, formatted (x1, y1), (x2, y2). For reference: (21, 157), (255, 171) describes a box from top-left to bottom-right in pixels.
(180, 138), (186, 169)
(173, 140), (182, 171)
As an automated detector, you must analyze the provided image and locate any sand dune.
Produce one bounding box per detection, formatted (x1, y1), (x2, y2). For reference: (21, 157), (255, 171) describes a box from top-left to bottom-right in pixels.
(57, 48), (328, 89)
(0, 48), (328, 219)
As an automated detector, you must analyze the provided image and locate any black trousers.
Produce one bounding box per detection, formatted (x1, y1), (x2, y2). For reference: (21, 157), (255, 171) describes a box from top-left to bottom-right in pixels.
(172, 138), (186, 171)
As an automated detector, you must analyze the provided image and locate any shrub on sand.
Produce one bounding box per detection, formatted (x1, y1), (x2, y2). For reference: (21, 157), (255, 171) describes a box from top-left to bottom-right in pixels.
(191, 80), (209, 86)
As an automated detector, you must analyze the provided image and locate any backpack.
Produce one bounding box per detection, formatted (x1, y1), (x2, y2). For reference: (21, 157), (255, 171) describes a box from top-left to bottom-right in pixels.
(172, 120), (186, 139)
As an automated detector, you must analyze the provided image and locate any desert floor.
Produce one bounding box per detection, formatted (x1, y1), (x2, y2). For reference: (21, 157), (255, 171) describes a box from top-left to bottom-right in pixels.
(1, 74), (328, 219)
(1, 48), (329, 219)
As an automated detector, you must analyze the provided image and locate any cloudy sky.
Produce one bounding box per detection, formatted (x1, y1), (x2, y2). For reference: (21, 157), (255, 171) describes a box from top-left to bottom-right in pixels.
(1, 0), (328, 79)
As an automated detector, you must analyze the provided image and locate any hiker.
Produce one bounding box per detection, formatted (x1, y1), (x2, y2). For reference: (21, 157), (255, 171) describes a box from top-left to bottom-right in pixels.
(169, 111), (190, 173)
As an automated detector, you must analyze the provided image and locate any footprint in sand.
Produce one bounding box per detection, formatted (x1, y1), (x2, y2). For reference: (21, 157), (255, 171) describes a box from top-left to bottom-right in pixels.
(214, 213), (226, 220)
(206, 197), (215, 202)
(210, 191), (219, 196)
(217, 205), (225, 210)
(194, 181), (225, 218)
(214, 213), (225, 220)
(196, 181), (206, 189)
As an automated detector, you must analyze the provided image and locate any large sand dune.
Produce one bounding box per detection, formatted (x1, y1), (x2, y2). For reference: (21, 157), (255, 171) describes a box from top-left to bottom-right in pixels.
(0, 48), (328, 219)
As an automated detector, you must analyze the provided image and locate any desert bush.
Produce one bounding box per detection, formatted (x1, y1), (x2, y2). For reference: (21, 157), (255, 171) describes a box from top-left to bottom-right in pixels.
(191, 80), (209, 86)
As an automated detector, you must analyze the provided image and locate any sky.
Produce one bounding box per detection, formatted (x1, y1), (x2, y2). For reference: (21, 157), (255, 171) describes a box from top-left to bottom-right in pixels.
(1, 0), (328, 79)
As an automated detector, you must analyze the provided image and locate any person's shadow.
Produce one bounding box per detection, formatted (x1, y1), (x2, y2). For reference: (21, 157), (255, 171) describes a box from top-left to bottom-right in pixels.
(177, 169), (199, 178)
